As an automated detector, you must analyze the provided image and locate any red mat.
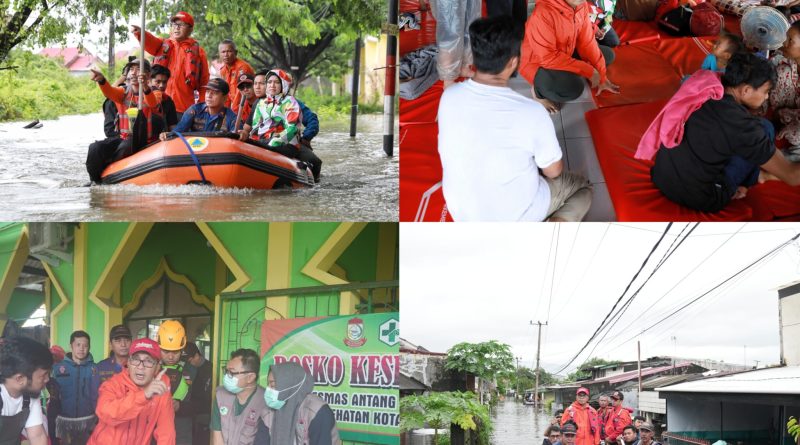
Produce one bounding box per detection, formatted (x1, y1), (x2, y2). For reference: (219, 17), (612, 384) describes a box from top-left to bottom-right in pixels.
(594, 42), (682, 108)
(400, 80), (443, 124)
(585, 100), (755, 221)
(613, 20), (664, 43)
(656, 37), (713, 78)
(399, 122), (454, 221)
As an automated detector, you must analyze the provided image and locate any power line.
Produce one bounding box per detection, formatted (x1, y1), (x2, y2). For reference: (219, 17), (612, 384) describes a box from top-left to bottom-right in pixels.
(553, 224), (610, 320)
(553, 223), (673, 375)
(579, 223), (698, 364)
(534, 225), (557, 321)
(618, 231), (800, 346)
(593, 224), (746, 356)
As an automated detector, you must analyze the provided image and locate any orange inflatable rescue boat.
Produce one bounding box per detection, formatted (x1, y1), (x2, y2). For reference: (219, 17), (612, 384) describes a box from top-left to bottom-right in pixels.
(101, 132), (314, 188)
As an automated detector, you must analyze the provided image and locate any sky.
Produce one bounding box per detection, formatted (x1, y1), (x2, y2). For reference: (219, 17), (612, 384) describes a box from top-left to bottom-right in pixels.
(400, 222), (800, 376)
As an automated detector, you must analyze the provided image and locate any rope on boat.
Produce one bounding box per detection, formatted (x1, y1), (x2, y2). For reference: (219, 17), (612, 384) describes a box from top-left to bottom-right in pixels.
(174, 131), (210, 185)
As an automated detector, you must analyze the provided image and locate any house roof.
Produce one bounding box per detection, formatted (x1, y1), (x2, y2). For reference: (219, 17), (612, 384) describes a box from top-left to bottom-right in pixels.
(656, 365), (800, 395)
(39, 47), (98, 71)
(590, 362), (695, 385)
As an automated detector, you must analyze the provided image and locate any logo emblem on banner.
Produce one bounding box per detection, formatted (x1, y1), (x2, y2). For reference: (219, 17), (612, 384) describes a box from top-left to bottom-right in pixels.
(379, 318), (399, 346)
(344, 317), (366, 347)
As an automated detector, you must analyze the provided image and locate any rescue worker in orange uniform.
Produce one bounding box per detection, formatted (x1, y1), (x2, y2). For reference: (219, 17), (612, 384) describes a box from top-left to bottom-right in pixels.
(87, 338), (175, 445)
(218, 39), (254, 110)
(86, 59), (159, 184)
(560, 387), (601, 445)
(131, 11), (210, 116)
(605, 391), (633, 444)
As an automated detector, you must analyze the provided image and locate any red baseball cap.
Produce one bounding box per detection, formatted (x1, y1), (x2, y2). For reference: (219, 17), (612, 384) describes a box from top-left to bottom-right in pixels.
(50, 345), (66, 363)
(129, 338), (161, 361)
(577, 387), (590, 395)
(170, 11), (194, 27)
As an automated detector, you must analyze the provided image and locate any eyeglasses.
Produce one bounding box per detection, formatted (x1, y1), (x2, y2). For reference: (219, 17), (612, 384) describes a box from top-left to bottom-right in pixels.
(224, 369), (254, 377)
(130, 357), (157, 368)
(577, 393), (589, 397)
(171, 22), (190, 29)
(550, 434), (561, 439)
(564, 433), (576, 437)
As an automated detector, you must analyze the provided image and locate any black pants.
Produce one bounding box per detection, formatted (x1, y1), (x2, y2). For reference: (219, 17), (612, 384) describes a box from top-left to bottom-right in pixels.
(533, 45), (616, 103)
(85, 137), (133, 183)
(260, 142), (323, 182)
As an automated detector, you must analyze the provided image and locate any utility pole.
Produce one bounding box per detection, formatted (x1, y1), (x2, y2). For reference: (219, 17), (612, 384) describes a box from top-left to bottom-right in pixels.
(637, 341), (642, 393)
(382, 0), (398, 156)
(349, 36), (361, 138)
(532, 320), (547, 409)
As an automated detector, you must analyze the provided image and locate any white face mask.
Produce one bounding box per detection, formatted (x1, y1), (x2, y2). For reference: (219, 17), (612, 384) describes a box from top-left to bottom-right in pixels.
(264, 374), (306, 410)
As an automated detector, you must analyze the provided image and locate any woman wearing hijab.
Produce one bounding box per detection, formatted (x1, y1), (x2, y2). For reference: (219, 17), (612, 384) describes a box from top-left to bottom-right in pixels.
(253, 362), (340, 445)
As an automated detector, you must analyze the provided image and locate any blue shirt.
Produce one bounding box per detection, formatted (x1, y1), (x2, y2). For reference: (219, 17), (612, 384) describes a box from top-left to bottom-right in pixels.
(297, 99), (319, 141)
(173, 103), (238, 134)
(701, 54), (722, 73)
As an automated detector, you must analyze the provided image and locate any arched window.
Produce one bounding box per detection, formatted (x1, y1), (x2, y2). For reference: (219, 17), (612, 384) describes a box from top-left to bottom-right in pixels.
(126, 276), (212, 359)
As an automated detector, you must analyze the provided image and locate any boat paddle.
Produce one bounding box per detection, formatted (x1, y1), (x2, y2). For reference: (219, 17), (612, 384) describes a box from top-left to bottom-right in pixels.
(233, 93), (247, 133)
(129, 0), (148, 154)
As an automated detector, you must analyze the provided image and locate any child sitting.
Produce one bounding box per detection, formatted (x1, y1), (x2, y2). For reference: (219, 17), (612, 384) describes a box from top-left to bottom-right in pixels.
(769, 21), (800, 154)
(701, 32), (744, 73)
(649, 52), (789, 212)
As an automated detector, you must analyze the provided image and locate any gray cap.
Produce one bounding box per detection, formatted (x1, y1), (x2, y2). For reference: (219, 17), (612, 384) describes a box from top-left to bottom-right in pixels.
(639, 422), (655, 432)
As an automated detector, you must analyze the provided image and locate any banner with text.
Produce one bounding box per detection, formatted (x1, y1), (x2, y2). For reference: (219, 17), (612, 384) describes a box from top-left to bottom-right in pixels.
(261, 313), (400, 445)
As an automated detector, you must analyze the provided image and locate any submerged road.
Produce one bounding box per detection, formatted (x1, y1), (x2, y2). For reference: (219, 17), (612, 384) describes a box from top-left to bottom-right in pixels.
(0, 113), (397, 221)
(490, 399), (554, 445)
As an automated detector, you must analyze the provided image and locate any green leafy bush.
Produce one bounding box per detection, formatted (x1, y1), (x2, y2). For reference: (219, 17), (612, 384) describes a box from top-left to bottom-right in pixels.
(0, 51), (104, 122)
(789, 416), (799, 444)
(296, 86), (382, 120)
(401, 391), (492, 445)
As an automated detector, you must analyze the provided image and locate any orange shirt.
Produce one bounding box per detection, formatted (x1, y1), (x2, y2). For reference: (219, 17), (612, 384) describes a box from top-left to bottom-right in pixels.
(87, 371), (175, 445)
(519, 0), (607, 84)
(220, 58), (254, 109)
(134, 29), (210, 113)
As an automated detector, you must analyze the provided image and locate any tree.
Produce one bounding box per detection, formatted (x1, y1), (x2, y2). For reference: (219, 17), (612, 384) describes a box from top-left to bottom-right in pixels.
(192, 0), (384, 85)
(446, 340), (515, 404)
(566, 357), (621, 382)
(516, 366), (559, 394)
(789, 416), (800, 444)
(400, 391), (492, 445)
(0, 0), (169, 67)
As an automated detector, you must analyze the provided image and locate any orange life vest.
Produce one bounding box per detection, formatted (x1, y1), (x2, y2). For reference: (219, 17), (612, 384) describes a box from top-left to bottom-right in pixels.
(115, 86), (155, 142)
(154, 39), (203, 90)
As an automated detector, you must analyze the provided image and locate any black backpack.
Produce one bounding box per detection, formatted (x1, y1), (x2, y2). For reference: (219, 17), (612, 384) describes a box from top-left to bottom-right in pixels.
(658, 5), (693, 36)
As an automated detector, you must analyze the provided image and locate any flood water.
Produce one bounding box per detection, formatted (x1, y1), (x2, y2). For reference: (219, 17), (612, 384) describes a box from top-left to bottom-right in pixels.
(0, 113), (397, 221)
(490, 399), (554, 445)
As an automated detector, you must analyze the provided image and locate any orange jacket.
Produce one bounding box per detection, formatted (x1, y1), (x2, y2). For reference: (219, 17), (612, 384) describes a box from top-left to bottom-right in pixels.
(519, 0), (608, 85)
(98, 81), (160, 141)
(561, 401), (601, 445)
(220, 58), (254, 109)
(604, 406), (633, 442)
(134, 29), (210, 113)
(87, 371), (175, 445)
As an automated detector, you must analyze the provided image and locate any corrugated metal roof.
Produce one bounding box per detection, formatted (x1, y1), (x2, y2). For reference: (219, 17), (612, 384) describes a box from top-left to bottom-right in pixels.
(656, 366), (800, 395)
(641, 374), (691, 389)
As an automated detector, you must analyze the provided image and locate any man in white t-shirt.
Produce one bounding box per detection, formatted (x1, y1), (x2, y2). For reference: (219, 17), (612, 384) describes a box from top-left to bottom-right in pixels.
(438, 15), (593, 221)
(0, 336), (53, 445)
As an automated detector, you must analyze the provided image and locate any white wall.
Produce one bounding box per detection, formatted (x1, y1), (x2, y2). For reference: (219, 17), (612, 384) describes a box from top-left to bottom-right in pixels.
(780, 292), (800, 366)
(639, 391), (665, 415)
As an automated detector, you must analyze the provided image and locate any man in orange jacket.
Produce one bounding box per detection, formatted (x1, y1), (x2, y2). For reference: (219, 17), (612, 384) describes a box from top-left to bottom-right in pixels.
(87, 338), (175, 445)
(519, 0), (619, 113)
(560, 387), (601, 445)
(131, 11), (209, 116)
(218, 39), (254, 110)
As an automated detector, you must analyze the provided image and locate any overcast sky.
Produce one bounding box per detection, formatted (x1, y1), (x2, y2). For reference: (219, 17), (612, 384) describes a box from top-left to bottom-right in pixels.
(401, 223), (800, 376)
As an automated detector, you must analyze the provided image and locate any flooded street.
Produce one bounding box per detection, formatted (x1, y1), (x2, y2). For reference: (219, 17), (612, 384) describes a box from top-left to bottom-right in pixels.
(490, 400), (553, 445)
(0, 113), (397, 221)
